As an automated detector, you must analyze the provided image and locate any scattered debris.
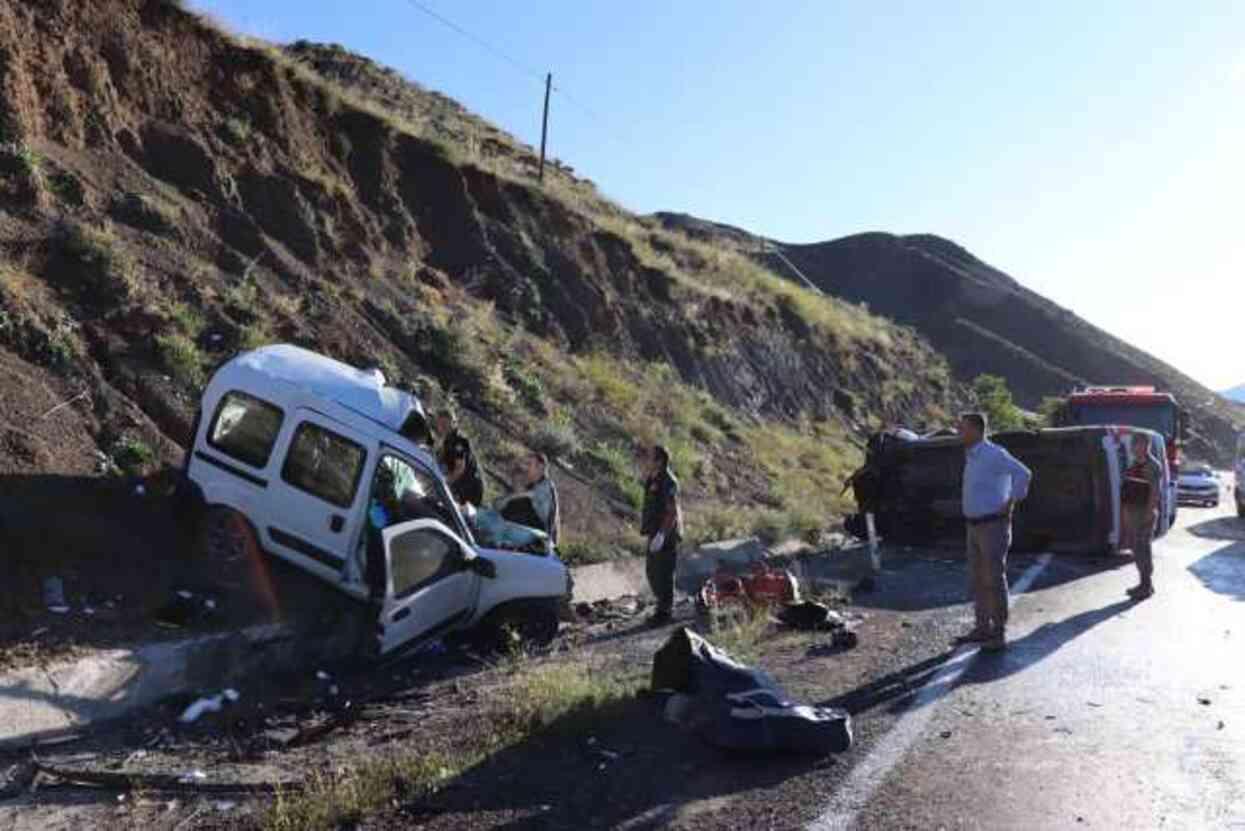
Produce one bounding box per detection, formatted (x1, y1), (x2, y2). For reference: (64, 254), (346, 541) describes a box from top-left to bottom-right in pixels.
(940, 730), (952, 739)
(697, 564), (800, 621)
(652, 627), (852, 755)
(575, 596), (646, 624)
(179, 690), (239, 724)
(777, 601), (845, 632)
(43, 577), (67, 613)
(1199, 697), (1212, 706)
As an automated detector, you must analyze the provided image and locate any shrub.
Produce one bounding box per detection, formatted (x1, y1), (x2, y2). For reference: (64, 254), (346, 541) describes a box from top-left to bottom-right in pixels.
(112, 436), (155, 477)
(156, 332), (204, 387)
(60, 223), (135, 305)
(972, 374), (1026, 432)
(531, 410), (581, 459)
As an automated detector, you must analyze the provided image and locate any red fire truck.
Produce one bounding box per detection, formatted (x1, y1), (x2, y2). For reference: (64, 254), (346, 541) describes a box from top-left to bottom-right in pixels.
(1053, 386), (1186, 522)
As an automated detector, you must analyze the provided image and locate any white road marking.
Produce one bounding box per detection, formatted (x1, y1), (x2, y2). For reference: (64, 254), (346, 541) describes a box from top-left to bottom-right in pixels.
(807, 553), (1054, 831)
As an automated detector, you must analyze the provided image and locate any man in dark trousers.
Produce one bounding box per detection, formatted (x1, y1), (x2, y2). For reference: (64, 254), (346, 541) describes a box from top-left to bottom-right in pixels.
(434, 411), (484, 508)
(1122, 431), (1162, 600)
(641, 444), (683, 625)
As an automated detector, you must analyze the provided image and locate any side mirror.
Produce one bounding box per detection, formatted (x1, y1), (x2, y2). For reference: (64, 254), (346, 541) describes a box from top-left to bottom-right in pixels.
(467, 554), (496, 579)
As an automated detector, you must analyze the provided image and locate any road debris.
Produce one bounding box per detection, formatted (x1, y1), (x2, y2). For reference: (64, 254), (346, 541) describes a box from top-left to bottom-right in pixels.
(652, 627), (852, 755)
(776, 601), (845, 632)
(43, 576), (68, 614)
(178, 689), (240, 724)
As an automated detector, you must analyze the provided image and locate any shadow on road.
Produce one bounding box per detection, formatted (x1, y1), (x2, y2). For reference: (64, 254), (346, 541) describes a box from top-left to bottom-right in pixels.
(848, 551), (1131, 614)
(956, 599), (1133, 687)
(1188, 516), (1245, 544)
(1188, 540), (1245, 601)
(819, 599), (1134, 717)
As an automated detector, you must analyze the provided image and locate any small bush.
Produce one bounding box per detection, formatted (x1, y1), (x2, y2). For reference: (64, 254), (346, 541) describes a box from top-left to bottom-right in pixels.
(61, 223), (135, 304)
(112, 436), (155, 477)
(531, 410), (581, 459)
(556, 538), (613, 566)
(156, 332), (203, 387)
(223, 115), (252, 145)
(169, 302), (205, 336)
(47, 171), (85, 206)
(504, 359), (547, 414)
(0, 141), (42, 178)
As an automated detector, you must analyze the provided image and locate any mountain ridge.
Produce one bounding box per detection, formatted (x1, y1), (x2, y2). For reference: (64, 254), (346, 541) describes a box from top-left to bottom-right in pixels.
(655, 217), (1241, 464)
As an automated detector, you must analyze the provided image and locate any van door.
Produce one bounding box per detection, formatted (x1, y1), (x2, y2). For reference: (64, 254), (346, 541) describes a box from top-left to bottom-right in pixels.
(378, 519), (479, 655)
(265, 410), (370, 581)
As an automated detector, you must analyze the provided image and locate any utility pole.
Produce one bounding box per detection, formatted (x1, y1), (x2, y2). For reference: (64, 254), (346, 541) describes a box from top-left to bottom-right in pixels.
(538, 72), (551, 183)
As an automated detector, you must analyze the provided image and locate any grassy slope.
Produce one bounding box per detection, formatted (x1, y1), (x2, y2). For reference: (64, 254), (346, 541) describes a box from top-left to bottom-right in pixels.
(0, 3), (964, 562)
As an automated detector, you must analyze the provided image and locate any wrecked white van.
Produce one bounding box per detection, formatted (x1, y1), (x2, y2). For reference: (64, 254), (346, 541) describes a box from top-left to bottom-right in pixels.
(179, 344), (568, 656)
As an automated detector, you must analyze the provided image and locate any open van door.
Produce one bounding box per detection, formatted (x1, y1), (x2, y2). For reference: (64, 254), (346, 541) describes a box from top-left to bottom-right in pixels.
(377, 519), (481, 656)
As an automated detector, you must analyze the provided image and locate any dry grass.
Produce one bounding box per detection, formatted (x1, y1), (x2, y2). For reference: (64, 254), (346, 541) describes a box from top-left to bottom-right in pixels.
(261, 661), (642, 831)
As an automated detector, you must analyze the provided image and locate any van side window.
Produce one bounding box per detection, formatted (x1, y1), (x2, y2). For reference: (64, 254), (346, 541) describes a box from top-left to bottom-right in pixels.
(207, 392), (284, 469)
(389, 528), (458, 599)
(282, 422), (366, 508)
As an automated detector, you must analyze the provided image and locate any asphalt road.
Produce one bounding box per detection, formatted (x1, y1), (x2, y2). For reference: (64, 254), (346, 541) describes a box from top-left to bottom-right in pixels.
(809, 481), (1245, 831)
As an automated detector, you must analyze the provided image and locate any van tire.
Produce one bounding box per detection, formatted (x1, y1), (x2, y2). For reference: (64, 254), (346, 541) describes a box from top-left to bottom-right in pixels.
(199, 506), (259, 564)
(473, 598), (560, 654)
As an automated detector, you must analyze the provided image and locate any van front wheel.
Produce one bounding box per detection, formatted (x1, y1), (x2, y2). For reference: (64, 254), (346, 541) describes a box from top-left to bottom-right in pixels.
(474, 598), (560, 654)
(199, 506), (258, 564)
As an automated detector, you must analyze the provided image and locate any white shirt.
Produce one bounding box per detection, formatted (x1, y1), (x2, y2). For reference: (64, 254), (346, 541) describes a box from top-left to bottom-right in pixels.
(962, 439), (1032, 520)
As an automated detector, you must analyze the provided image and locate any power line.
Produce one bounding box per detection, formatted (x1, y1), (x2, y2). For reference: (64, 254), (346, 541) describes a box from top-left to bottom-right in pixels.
(399, 0), (546, 84)
(396, 0), (615, 130)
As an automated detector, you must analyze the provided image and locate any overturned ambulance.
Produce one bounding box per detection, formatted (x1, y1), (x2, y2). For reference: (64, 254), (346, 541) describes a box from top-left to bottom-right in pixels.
(846, 427), (1172, 555)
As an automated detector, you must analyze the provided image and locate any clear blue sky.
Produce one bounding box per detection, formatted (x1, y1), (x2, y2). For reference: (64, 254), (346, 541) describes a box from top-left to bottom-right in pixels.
(194, 0), (1244, 391)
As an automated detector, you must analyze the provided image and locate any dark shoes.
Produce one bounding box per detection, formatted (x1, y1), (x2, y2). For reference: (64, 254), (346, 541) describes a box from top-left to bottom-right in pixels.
(980, 632), (1007, 652)
(954, 627), (992, 644)
(647, 610), (673, 627)
(1126, 583), (1155, 600)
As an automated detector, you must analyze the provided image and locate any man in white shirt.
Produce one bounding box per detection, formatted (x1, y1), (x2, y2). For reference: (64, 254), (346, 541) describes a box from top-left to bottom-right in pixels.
(958, 412), (1032, 652)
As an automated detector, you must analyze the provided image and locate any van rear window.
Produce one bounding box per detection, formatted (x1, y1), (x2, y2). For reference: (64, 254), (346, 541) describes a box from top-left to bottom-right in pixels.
(207, 392), (284, 469)
(282, 422), (367, 508)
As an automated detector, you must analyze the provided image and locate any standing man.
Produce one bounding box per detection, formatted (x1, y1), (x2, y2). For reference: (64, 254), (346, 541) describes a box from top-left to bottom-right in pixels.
(958, 412), (1032, 652)
(1121, 432), (1161, 600)
(496, 452), (560, 545)
(641, 444), (683, 625)
(434, 411), (485, 508)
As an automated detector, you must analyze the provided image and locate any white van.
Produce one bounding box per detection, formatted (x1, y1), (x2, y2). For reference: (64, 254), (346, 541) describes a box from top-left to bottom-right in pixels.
(180, 345), (569, 657)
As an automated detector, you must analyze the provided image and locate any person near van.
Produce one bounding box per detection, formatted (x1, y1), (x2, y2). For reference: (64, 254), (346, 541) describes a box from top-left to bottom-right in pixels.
(434, 411), (485, 507)
(1122, 432), (1162, 600)
(641, 444), (683, 625)
(496, 452), (560, 544)
(958, 412), (1031, 652)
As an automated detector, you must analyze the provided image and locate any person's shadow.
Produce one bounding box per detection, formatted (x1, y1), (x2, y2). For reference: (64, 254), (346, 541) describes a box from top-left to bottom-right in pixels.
(820, 599), (1135, 715)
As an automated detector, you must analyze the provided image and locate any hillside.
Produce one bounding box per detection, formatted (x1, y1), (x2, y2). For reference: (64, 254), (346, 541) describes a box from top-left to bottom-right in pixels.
(0, 0), (964, 561)
(655, 216), (1242, 464)
(1222, 385), (1245, 405)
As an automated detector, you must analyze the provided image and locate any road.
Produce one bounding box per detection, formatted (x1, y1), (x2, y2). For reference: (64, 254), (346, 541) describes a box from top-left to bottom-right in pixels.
(808, 483), (1245, 830)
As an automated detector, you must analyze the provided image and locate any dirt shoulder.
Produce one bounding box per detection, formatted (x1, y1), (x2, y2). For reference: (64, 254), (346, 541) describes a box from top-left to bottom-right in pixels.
(0, 543), (1030, 831)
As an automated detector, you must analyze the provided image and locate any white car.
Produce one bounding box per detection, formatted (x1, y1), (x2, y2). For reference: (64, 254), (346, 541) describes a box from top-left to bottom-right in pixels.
(1177, 465), (1220, 508)
(179, 345), (569, 657)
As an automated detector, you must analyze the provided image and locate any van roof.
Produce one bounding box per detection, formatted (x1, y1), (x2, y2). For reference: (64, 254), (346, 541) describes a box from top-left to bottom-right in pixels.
(230, 344), (425, 433)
